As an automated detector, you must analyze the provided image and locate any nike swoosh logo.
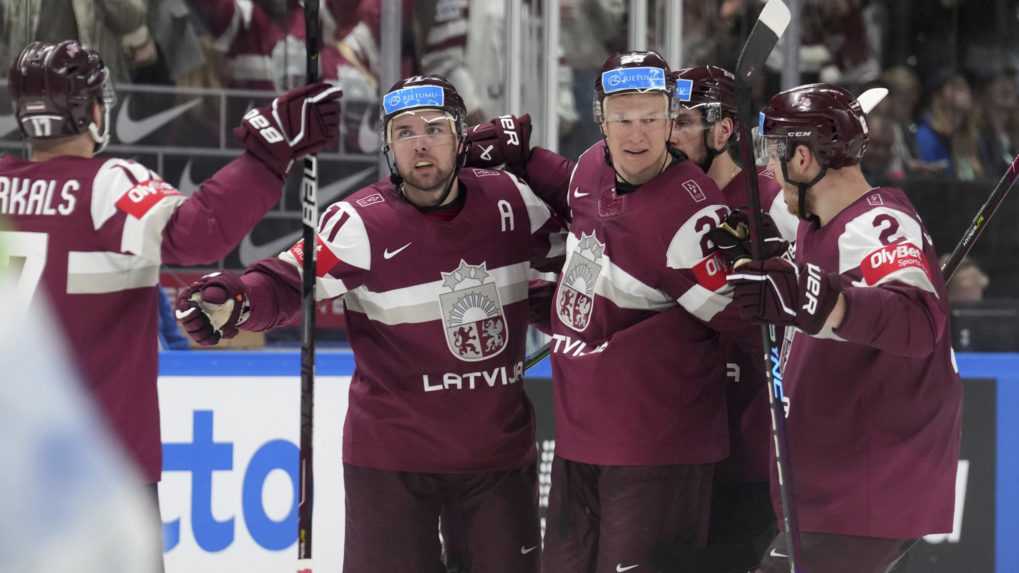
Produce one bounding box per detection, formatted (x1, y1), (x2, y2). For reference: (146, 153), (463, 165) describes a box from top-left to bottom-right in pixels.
(238, 166), (376, 265)
(383, 242), (412, 259)
(520, 545), (537, 555)
(116, 95), (202, 144)
(178, 160), (199, 196)
(0, 114), (18, 138)
(357, 108), (380, 153)
(769, 548), (789, 559)
(616, 564), (639, 572)
(573, 188), (589, 198)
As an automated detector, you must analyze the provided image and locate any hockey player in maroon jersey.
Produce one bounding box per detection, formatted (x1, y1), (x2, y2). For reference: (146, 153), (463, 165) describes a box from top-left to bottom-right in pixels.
(466, 51), (747, 573)
(716, 84), (962, 573)
(1, 40), (341, 567)
(175, 75), (563, 572)
(664, 65), (798, 572)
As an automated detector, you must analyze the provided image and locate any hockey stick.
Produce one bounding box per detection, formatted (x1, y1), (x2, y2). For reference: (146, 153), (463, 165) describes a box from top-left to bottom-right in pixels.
(297, 1), (321, 571)
(940, 153), (1019, 282)
(733, 2), (802, 572)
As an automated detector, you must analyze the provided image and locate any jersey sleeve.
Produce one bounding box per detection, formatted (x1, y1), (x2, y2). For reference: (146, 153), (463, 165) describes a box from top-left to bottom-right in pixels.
(767, 189), (799, 242)
(90, 158), (186, 263)
(659, 200), (743, 331)
(239, 199), (372, 331)
(522, 147), (575, 222)
(831, 206), (947, 357)
(506, 174), (567, 276)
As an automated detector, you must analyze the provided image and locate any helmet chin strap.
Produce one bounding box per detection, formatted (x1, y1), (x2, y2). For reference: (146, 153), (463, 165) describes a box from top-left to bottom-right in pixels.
(779, 158), (825, 226)
(697, 127), (723, 172)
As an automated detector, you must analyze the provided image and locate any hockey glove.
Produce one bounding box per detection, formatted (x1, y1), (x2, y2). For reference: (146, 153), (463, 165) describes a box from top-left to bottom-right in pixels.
(234, 82), (343, 178)
(706, 210), (789, 269)
(728, 259), (842, 335)
(174, 272), (251, 346)
(465, 114), (533, 173)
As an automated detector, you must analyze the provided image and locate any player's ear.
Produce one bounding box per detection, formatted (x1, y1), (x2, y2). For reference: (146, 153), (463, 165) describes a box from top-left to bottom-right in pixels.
(716, 117), (735, 147)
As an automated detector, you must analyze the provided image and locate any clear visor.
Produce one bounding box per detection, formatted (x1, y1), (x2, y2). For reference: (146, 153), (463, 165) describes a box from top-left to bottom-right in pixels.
(387, 110), (457, 146)
(601, 109), (673, 129)
(761, 135), (789, 162)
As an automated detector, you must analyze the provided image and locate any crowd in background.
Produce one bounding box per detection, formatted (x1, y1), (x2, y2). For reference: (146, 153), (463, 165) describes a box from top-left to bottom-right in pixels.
(2, 0), (1013, 302)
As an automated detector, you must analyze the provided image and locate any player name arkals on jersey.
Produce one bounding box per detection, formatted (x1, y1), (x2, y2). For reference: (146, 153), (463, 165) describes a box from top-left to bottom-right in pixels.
(0, 176), (79, 216)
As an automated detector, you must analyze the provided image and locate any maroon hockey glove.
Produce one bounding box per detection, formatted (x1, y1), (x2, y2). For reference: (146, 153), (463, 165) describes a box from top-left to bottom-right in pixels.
(706, 210), (789, 269)
(234, 82), (343, 177)
(465, 114), (533, 173)
(795, 262), (842, 335)
(727, 257), (801, 327)
(174, 272), (251, 346)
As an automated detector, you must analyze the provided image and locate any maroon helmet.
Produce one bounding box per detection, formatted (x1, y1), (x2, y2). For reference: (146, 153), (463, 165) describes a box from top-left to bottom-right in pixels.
(381, 75), (467, 140)
(671, 65), (737, 122)
(594, 50), (674, 122)
(8, 40), (114, 147)
(760, 83), (869, 169)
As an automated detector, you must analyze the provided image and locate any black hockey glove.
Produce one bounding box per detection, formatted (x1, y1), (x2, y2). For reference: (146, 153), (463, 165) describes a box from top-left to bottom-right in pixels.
(706, 210), (789, 269)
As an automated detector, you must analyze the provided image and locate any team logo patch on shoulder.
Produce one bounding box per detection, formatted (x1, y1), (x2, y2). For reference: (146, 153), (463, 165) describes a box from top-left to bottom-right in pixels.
(682, 179), (707, 203)
(556, 232), (605, 331)
(115, 179), (180, 219)
(439, 260), (508, 362)
(471, 168), (500, 178)
(867, 194), (885, 206)
(355, 193), (385, 207)
(861, 241), (928, 286)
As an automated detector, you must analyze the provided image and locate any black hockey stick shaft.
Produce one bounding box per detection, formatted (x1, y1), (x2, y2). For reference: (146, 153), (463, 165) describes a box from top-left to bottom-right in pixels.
(734, 2), (802, 572)
(940, 153), (1019, 282)
(298, 0), (320, 569)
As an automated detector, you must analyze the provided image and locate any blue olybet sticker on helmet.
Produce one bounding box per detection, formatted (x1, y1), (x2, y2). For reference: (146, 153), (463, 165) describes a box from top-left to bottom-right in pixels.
(675, 78), (694, 102)
(383, 85), (445, 115)
(758, 111), (766, 133)
(602, 66), (667, 94)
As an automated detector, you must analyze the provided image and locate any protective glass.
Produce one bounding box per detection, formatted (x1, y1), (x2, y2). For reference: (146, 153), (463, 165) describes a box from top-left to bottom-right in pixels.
(762, 135), (789, 162)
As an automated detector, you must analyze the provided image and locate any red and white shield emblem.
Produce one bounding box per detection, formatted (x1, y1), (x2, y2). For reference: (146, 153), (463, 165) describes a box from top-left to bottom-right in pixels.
(439, 260), (508, 362)
(555, 232), (605, 332)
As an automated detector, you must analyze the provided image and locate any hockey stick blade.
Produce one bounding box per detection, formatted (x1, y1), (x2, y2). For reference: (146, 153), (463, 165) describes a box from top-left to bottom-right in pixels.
(857, 87), (888, 115)
(734, 0), (790, 83)
(941, 152), (1019, 283)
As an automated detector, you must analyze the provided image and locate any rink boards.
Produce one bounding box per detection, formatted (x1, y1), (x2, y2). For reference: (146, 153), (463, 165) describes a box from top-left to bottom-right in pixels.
(157, 351), (1017, 573)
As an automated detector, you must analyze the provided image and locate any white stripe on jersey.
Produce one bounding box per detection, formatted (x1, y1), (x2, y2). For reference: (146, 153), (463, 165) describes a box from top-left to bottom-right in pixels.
(676, 283), (731, 323)
(278, 248), (350, 300)
(768, 192), (799, 242)
(838, 206), (937, 294)
(562, 232), (673, 312)
(91, 159), (155, 230)
(121, 193), (186, 263)
(343, 261), (531, 326)
(507, 174), (552, 233)
(66, 251), (160, 294)
(319, 201), (371, 270)
(665, 203), (730, 270)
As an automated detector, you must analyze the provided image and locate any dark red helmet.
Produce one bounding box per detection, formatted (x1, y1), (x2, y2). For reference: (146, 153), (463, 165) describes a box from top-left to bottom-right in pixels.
(8, 40), (114, 141)
(671, 65), (737, 122)
(760, 83), (869, 169)
(381, 75), (467, 140)
(594, 50), (673, 122)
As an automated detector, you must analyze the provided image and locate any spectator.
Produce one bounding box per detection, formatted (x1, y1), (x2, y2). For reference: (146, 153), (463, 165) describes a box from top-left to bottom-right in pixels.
(940, 255), (990, 303)
(915, 70), (985, 179)
(976, 68), (1019, 177)
(861, 113), (903, 183)
(876, 66), (922, 176)
(0, 0), (157, 84)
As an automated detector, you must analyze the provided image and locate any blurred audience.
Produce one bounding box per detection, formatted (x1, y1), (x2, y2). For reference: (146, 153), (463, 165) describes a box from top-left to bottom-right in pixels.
(861, 113), (903, 183)
(940, 255), (990, 303)
(975, 67), (1019, 176)
(914, 70), (985, 180)
(1, 0), (157, 83)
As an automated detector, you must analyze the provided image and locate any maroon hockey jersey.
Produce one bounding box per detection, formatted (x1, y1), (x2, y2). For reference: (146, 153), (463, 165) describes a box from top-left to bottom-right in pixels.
(716, 168), (797, 482)
(779, 186), (962, 538)
(526, 141), (743, 466)
(0, 152), (285, 481)
(239, 168), (564, 472)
